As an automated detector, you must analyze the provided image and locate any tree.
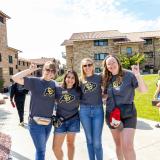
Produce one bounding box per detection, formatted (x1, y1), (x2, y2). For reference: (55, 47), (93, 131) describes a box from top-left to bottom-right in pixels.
(118, 53), (145, 69)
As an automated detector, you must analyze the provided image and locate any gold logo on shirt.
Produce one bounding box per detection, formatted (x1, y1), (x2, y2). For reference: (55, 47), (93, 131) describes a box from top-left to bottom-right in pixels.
(84, 82), (97, 93)
(59, 93), (75, 103)
(44, 87), (55, 97)
(113, 81), (122, 88)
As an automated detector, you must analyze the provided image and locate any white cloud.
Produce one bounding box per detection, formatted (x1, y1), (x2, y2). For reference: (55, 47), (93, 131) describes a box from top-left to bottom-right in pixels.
(1, 0), (160, 64)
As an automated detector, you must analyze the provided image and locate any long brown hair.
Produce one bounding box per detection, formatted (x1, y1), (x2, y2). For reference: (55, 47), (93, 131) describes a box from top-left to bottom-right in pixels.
(62, 70), (80, 91)
(80, 58), (94, 83)
(102, 55), (124, 88)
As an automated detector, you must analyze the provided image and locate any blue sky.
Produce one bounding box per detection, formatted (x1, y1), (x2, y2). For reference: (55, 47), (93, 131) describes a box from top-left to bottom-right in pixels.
(1, 0), (160, 64)
(118, 0), (160, 20)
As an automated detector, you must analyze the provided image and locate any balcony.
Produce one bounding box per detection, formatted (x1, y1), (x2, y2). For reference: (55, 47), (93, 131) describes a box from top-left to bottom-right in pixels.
(62, 52), (66, 59)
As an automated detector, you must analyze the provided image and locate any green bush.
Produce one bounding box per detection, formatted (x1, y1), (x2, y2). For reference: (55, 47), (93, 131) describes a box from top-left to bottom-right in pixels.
(119, 53), (145, 69)
(55, 74), (65, 82)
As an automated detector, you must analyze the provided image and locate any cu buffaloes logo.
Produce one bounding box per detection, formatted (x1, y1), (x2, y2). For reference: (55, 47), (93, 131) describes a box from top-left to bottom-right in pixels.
(59, 94), (75, 103)
(44, 87), (55, 97)
(83, 82), (97, 93)
(113, 81), (122, 88)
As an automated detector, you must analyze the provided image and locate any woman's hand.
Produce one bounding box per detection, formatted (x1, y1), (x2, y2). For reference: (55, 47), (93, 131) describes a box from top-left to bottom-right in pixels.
(29, 63), (41, 72)
(131, 64), (140, 75)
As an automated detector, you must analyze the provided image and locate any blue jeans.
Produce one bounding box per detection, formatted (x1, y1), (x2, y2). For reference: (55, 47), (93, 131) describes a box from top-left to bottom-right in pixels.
(28, 120), (52, 160)
(80, 105), (104, 160)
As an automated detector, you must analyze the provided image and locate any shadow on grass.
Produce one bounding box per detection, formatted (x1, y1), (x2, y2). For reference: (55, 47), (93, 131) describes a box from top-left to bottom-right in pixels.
(136, 120), (153, 130)
(10, 150), (30, 160)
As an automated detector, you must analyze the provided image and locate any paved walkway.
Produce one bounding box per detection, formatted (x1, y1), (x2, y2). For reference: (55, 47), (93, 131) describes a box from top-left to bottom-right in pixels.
(0, 93), (160, 160)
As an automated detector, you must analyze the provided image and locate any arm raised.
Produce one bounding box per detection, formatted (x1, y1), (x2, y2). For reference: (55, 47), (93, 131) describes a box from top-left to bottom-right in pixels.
(12, 64), (41, 85)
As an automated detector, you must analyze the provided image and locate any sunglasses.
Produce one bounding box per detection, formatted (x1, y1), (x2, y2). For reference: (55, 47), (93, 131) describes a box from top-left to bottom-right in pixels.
(83, 64), (93, 68)
(45, 68), (55, 73)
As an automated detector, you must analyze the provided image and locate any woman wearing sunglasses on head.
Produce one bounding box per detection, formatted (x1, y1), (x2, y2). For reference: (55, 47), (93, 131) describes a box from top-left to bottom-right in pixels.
(102, 55), (147, 160)
(52, 70), (81, 160)
(79, 58), (104, 160)
(12, 61), (57, 160)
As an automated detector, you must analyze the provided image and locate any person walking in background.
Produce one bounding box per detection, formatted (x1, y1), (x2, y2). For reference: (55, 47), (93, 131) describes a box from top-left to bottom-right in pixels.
(79, 58), (104, 160)
(102, 55), (147, 160)
(10, 82), (28, 126)
(52, 70), (81, 160)
(12, 61), (57, 160)
(154, 70), (160, 128)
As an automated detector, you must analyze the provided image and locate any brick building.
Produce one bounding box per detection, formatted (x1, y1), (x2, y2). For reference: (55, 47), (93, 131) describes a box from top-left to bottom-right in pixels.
(62, 30), (160, 73)
(0, 11), (20, 88)
(0, 10), (61, 90)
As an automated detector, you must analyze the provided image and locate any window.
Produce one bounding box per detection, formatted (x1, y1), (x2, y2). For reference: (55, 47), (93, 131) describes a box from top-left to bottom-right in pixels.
(27, 62), (29, 66)
(23, 61), (25, 66)
(16, 65), (18, 69)
(126, 47), (132, 55)
(94, 53), (108, 60)
(18, 61), (20, 65)
(8, 56), (13, 63)
(144, 39), (152, 45)
(0, 53), (1, 62)
(0, 16), (4, 23)
(94, 39), (108, 46)
(144, 52), (153, 58)
(9, 67), (13, 75)
(15, 54), (18, 59)
(95, 67), (102, 73)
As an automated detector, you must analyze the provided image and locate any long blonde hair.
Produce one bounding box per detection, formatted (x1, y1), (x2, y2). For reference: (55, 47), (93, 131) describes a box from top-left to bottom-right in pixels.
(80, 58), (94, 83)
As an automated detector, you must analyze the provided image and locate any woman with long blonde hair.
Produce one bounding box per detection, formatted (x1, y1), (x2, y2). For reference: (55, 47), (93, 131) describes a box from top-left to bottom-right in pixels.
(79, 58), (104, 160)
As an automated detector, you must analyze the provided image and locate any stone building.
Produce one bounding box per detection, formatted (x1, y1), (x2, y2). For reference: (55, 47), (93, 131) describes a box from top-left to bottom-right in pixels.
(0, 10), (61, 90)
(0, 11), (20, 88)
(62, 30), (160, 73)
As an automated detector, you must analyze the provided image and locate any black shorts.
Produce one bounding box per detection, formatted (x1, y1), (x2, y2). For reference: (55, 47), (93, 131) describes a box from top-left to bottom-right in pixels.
(105, 108), (137, 129)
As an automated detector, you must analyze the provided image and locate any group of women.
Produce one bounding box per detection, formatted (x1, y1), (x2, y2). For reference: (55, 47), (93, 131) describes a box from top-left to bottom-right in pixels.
(12, 55), (147, 160)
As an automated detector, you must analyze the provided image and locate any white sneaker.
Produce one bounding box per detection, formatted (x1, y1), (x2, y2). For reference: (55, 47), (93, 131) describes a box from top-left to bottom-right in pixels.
(19, 122), (24, 127)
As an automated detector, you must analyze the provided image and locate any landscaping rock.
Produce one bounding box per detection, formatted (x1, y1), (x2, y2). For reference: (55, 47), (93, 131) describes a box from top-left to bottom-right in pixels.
(0, 132), (11, 160)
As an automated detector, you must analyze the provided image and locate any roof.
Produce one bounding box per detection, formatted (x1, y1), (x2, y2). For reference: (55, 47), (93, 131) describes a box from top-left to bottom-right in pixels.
(62, 30), (160, 46)
(61, 40), (73, 46)
(70, 30), (126, 41)
(0, 10), (11, 19)
(18, 57), (31, 62)
(29, 58), (57, 65)
(7, 46), (22, 52)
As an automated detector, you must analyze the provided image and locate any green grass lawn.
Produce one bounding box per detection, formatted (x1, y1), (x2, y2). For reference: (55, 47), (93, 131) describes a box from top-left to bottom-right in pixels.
(135, 74), (160, 122)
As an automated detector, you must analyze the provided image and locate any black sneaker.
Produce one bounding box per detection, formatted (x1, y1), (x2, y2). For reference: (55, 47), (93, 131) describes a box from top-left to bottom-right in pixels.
(155, 123), (160, 128)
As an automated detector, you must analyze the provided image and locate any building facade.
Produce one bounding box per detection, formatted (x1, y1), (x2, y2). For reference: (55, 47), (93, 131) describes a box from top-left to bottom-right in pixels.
(62, 30), (160, 73)
(0, 11), (20, 88)
(0, 11), (61, 89)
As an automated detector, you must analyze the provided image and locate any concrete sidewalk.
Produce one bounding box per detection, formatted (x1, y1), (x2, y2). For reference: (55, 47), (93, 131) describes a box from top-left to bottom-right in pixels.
(0, 94), (160, 160)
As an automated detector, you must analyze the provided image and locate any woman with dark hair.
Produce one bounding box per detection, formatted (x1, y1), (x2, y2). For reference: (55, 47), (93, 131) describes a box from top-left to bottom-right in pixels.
(52, 70), (81, 160)
(102, 55), (147, 160)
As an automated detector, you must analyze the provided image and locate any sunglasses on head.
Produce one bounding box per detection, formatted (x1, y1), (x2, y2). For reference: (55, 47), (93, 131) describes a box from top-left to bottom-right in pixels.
(83, 63), (93, 68)
(45, 68), (55, 73)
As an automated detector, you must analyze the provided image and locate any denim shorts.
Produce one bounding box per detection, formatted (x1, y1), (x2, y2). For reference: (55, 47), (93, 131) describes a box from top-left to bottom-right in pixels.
(54, 118), (80, 134)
